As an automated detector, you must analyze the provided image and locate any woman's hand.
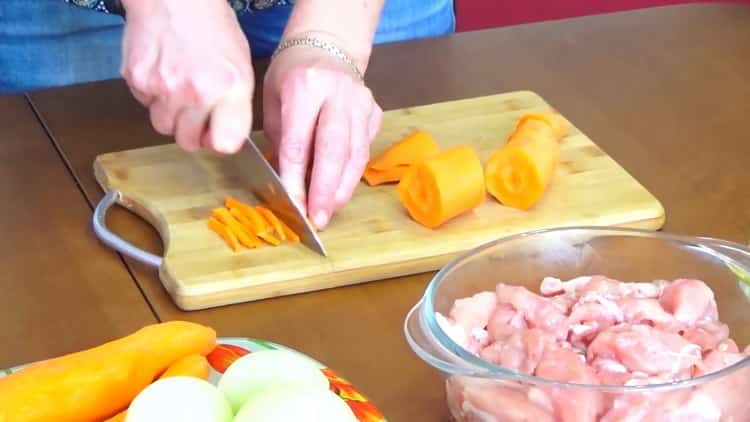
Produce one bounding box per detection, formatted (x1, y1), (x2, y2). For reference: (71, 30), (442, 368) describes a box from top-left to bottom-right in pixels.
(120, 0), (254, 154)
(263, 41), (383, 230)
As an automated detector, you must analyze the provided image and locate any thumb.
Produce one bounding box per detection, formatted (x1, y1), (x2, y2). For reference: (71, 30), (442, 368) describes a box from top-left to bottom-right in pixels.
(203, 81), (254, 154)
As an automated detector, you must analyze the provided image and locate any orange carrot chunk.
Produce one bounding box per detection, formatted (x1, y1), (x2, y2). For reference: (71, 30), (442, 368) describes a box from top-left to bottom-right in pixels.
(364, 130), (439, 186)
(485, 112), (566, 210)
(369, 129), (439, 170)
(363, 165), (410, 186)
(0, 321), (216, 422)
(208, 217), (241, 252)
(515, 112), (567, 140)
(397, 146), (486, 229)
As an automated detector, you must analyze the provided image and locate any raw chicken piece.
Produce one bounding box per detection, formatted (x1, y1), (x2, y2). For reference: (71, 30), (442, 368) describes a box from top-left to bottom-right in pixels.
(449, 291), (498, 332)
(539, 276), (593, 296)
(591, 358), (632, 385)
(480, 329), (557, 375)
(616, 297), (675, 328)
(535, 348), (603, 422)
(660, 279), (719, 324)
(588, 324), (702, 377)
(445, 377), (555, 422)
(601, 390), (721, 422)
(568, 298), (623, 348)
(694, 347), (744, 377)
(682, 320), (730, 353)
(496, 284), (570, 340)
(486, 303), (527, 342)
(435, 312), (470, 351)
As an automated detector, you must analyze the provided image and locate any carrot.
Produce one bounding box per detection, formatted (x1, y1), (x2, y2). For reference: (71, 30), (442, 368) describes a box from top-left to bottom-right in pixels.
(104, 354), (211, 422)
(208, 217), (241, 252)
(485, 112), (566, 210)
(397, 146), (486, 229)
(0, 321), (216, 422)
(213, 208), (261, 248)
(256, 206), (287, 241)
(515, 112), (567, 140)
(228, 208), (263, 245)
(368, 130), (439, 170)
(363, 130), (439, 186)
(278, 219), (301, 243)
(363, 165), (410, 186)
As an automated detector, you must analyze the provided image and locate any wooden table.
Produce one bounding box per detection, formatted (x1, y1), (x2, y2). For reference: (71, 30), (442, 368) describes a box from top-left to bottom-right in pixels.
(0, 96), (156, 369)
(5, 2), (748, 420)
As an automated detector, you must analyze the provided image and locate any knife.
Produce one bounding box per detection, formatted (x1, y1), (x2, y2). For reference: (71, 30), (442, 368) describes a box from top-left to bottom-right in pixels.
(226, 136), (328, 257)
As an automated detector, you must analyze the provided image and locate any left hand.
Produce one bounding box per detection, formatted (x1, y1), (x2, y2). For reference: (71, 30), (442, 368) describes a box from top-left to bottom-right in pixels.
(263, 40), (382, 230)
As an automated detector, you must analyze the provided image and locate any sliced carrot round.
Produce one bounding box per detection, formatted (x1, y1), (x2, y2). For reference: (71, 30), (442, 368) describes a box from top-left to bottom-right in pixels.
(485, 133), (559, 210)
(397, 146), (486, 229)
(515, 112), (567, 140)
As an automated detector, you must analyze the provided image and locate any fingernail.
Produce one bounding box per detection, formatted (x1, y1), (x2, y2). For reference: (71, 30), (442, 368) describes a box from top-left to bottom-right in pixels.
(313, 211), (329, 229)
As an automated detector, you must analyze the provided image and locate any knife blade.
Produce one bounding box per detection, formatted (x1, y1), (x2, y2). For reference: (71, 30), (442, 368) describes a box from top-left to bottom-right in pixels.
(226, 136), (327, 257)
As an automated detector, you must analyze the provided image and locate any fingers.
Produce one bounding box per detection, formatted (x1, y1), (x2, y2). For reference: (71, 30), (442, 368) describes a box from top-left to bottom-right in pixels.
(307, 95), (351, 229)
(174, 108), (209, 152)
(333, 104), (370, 209)
(276, 74), (326, 213)
(201, 82), (253, 154)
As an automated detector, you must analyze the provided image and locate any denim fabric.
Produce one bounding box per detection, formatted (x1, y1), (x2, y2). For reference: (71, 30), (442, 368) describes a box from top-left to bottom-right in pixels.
(0, 0), (455, 93)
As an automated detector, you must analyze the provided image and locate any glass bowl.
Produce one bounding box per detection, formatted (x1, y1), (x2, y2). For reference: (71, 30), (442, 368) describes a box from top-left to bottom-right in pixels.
(404, 226), (750, 421)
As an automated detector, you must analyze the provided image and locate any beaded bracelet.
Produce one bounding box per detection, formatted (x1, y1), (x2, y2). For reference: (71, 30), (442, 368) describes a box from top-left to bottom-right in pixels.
(272, 35), (365, 81)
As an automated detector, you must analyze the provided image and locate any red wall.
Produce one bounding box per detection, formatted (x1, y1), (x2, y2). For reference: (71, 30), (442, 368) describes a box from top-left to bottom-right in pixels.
(455, 0), (750, 32)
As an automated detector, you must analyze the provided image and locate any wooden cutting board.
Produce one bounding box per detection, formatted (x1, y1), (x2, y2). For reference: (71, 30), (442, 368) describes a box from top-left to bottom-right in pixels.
(94, 91), (665, 310)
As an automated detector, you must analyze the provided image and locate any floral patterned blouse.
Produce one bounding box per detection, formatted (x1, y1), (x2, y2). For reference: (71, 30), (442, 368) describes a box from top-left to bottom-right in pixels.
(65, 0), (294, 15)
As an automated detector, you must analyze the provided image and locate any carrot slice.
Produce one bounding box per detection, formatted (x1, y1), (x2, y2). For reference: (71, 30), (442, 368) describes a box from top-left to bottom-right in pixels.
(212, 208), (261, 248)
(363, 165), (410, 186)
(256, 206), (287, 241)
(397, 146), (486, 229)
(485, 113), (566, 210)
(208, 217), (241, 252)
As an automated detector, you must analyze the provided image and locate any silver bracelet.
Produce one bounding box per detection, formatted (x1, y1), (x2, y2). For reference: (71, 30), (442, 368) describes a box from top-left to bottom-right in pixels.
(272, 35), (365, 81)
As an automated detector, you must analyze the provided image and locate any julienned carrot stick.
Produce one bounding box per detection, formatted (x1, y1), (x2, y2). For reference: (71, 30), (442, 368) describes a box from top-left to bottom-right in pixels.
(363, 165), (409, 186)
(368, 130), (439, 170)
(278, 219), (301, 243)
(256, 206), (287, 241)
(212, 208), (261, 248)
(208, 217), (241, 252)
(397, 146), (486, 229)
(228, 208), (263, 245)
(104, 354), (211, 422)
(0, 321), (216, 422)
(485, 112), (566, 210)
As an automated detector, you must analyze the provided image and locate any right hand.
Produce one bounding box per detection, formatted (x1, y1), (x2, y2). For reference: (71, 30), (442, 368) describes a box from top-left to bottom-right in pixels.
(120, 0), (254, 154)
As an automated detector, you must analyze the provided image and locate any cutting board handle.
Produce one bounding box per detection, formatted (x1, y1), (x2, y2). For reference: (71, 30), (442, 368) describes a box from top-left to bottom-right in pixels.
(92, 190), (163, 267)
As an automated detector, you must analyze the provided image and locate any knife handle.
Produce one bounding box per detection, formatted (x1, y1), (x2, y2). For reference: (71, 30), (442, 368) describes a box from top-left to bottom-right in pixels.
(92, 190), (163, 268)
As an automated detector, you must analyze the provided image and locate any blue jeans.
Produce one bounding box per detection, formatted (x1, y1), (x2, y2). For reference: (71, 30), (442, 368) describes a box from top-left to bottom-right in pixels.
(0, 0), (455, 94)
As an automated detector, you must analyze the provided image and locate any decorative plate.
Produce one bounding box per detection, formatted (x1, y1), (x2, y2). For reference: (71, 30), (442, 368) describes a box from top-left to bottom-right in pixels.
(1, 337), (387, 422)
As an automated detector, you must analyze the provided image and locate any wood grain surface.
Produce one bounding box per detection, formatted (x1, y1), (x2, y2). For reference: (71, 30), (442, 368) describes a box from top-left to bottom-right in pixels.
(93, 91), (664, 310)
(26, 3), (750, 421)
(0, 96), (156, 369)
